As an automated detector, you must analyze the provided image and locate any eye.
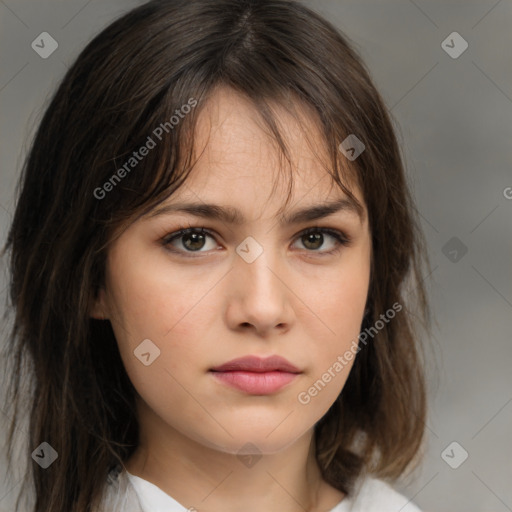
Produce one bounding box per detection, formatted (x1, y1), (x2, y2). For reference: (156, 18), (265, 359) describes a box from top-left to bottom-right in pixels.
(162, 226), (219, 254)
(161, 225), (351, 257)
(292, 227), (351, 256)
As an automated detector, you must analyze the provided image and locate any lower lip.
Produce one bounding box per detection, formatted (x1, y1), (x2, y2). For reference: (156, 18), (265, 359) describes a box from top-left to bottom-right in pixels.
(210, 371), (299, 394)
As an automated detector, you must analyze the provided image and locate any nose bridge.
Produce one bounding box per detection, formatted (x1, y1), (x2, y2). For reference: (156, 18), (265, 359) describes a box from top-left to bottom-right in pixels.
(235, 234), (281, 295)
(231, 234), (291, 329)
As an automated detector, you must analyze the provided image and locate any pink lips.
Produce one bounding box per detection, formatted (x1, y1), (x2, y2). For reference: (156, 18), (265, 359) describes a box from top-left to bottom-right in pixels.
(209, 355), (301, 394)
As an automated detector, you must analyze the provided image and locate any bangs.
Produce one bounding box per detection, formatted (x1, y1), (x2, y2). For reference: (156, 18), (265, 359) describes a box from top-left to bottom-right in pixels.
(96, 80), (364, 247)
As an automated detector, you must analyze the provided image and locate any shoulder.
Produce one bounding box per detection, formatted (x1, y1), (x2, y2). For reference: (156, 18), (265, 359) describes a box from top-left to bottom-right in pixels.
(343, 476), (422, 512)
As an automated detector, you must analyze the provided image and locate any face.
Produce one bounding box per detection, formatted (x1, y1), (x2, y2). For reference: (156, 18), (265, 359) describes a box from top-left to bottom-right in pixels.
(92, 87), (372, 455)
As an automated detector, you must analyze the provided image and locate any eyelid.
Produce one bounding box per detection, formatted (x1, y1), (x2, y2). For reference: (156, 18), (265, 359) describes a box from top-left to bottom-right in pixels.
(161, 224), (352, 257)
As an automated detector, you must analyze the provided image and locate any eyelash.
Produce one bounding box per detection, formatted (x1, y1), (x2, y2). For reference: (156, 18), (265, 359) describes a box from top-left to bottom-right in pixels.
(161, 224), (352, 258)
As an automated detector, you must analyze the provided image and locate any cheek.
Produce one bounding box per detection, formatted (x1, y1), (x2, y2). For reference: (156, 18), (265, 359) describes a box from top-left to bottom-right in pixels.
(107, 273), (202, 415)
(106, 251), (199, 338)
(105, 253), (214, 382)
(298, 257), (370, 393)
(295, 273), (368, 411)
(304, 257), (370, 336)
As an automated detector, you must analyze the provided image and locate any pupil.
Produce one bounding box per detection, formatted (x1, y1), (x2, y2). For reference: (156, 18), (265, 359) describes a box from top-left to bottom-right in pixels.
(184, 233), (205, 251)
(304, 232), (322, 250)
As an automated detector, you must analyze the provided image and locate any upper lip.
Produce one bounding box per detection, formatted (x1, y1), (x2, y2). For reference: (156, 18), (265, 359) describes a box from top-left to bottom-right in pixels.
(210, 355), (301, 373)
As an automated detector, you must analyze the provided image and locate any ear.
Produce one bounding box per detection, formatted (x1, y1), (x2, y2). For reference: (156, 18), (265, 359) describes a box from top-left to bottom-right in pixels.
(89, 287), (109, 320)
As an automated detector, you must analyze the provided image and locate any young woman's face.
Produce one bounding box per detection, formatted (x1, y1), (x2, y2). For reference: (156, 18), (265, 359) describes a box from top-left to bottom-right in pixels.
(93, 87), (372, 455)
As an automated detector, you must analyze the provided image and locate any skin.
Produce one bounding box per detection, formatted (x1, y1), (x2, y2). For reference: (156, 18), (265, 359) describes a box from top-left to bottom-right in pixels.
(91, 86), (372, 512)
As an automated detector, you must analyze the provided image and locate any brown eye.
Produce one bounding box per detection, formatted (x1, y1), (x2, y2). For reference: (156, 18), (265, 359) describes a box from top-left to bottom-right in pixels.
(302, 232), (323, 250)
(293, 227), (351, 255)
(163, 228), (218, 253)
(180, 232), (207, 251)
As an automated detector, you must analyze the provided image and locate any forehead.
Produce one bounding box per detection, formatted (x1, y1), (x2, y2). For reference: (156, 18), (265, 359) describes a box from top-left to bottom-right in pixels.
(179, 86), (365, 210)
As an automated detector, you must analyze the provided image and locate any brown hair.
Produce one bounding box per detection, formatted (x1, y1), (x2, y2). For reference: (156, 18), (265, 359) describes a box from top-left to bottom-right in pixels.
(1, 0), (431, 510)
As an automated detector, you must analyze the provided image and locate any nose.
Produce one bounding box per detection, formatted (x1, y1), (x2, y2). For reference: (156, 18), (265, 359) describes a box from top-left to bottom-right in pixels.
(225, 243), (293, 336)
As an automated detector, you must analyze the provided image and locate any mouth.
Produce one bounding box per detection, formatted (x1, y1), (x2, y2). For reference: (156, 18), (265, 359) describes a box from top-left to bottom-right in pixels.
(209, 355), (302, 395)
(210, 370), (300, 394)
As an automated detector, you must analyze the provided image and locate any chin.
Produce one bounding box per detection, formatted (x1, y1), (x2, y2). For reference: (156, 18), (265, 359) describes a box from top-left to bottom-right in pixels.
(195, 427), (310, 457)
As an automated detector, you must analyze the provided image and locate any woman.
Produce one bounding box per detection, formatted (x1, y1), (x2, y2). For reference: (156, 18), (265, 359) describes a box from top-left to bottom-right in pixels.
(2, 1), (431, 510)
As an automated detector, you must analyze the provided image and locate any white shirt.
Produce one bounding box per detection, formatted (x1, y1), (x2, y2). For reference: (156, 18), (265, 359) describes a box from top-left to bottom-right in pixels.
(126, 469), (422, 512)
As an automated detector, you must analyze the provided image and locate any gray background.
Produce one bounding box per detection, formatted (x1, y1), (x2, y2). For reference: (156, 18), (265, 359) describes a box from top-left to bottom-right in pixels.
(1, 1), (511, 511)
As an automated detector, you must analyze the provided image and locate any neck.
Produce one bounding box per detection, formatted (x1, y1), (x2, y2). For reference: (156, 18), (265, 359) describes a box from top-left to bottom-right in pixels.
(125, 403), (344, 512)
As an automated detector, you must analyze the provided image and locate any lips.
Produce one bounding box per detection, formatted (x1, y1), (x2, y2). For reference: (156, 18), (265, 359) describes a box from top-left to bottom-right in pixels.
(209, 355), (301, 394)
(210, 355), (301, 373)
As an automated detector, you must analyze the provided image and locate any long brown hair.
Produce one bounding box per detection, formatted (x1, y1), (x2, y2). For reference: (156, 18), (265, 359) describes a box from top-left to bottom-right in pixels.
(1, 0), (431, 510)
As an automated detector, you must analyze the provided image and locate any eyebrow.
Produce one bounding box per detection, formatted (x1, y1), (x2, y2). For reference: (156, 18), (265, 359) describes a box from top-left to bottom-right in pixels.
(148, 197), (365, 225)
